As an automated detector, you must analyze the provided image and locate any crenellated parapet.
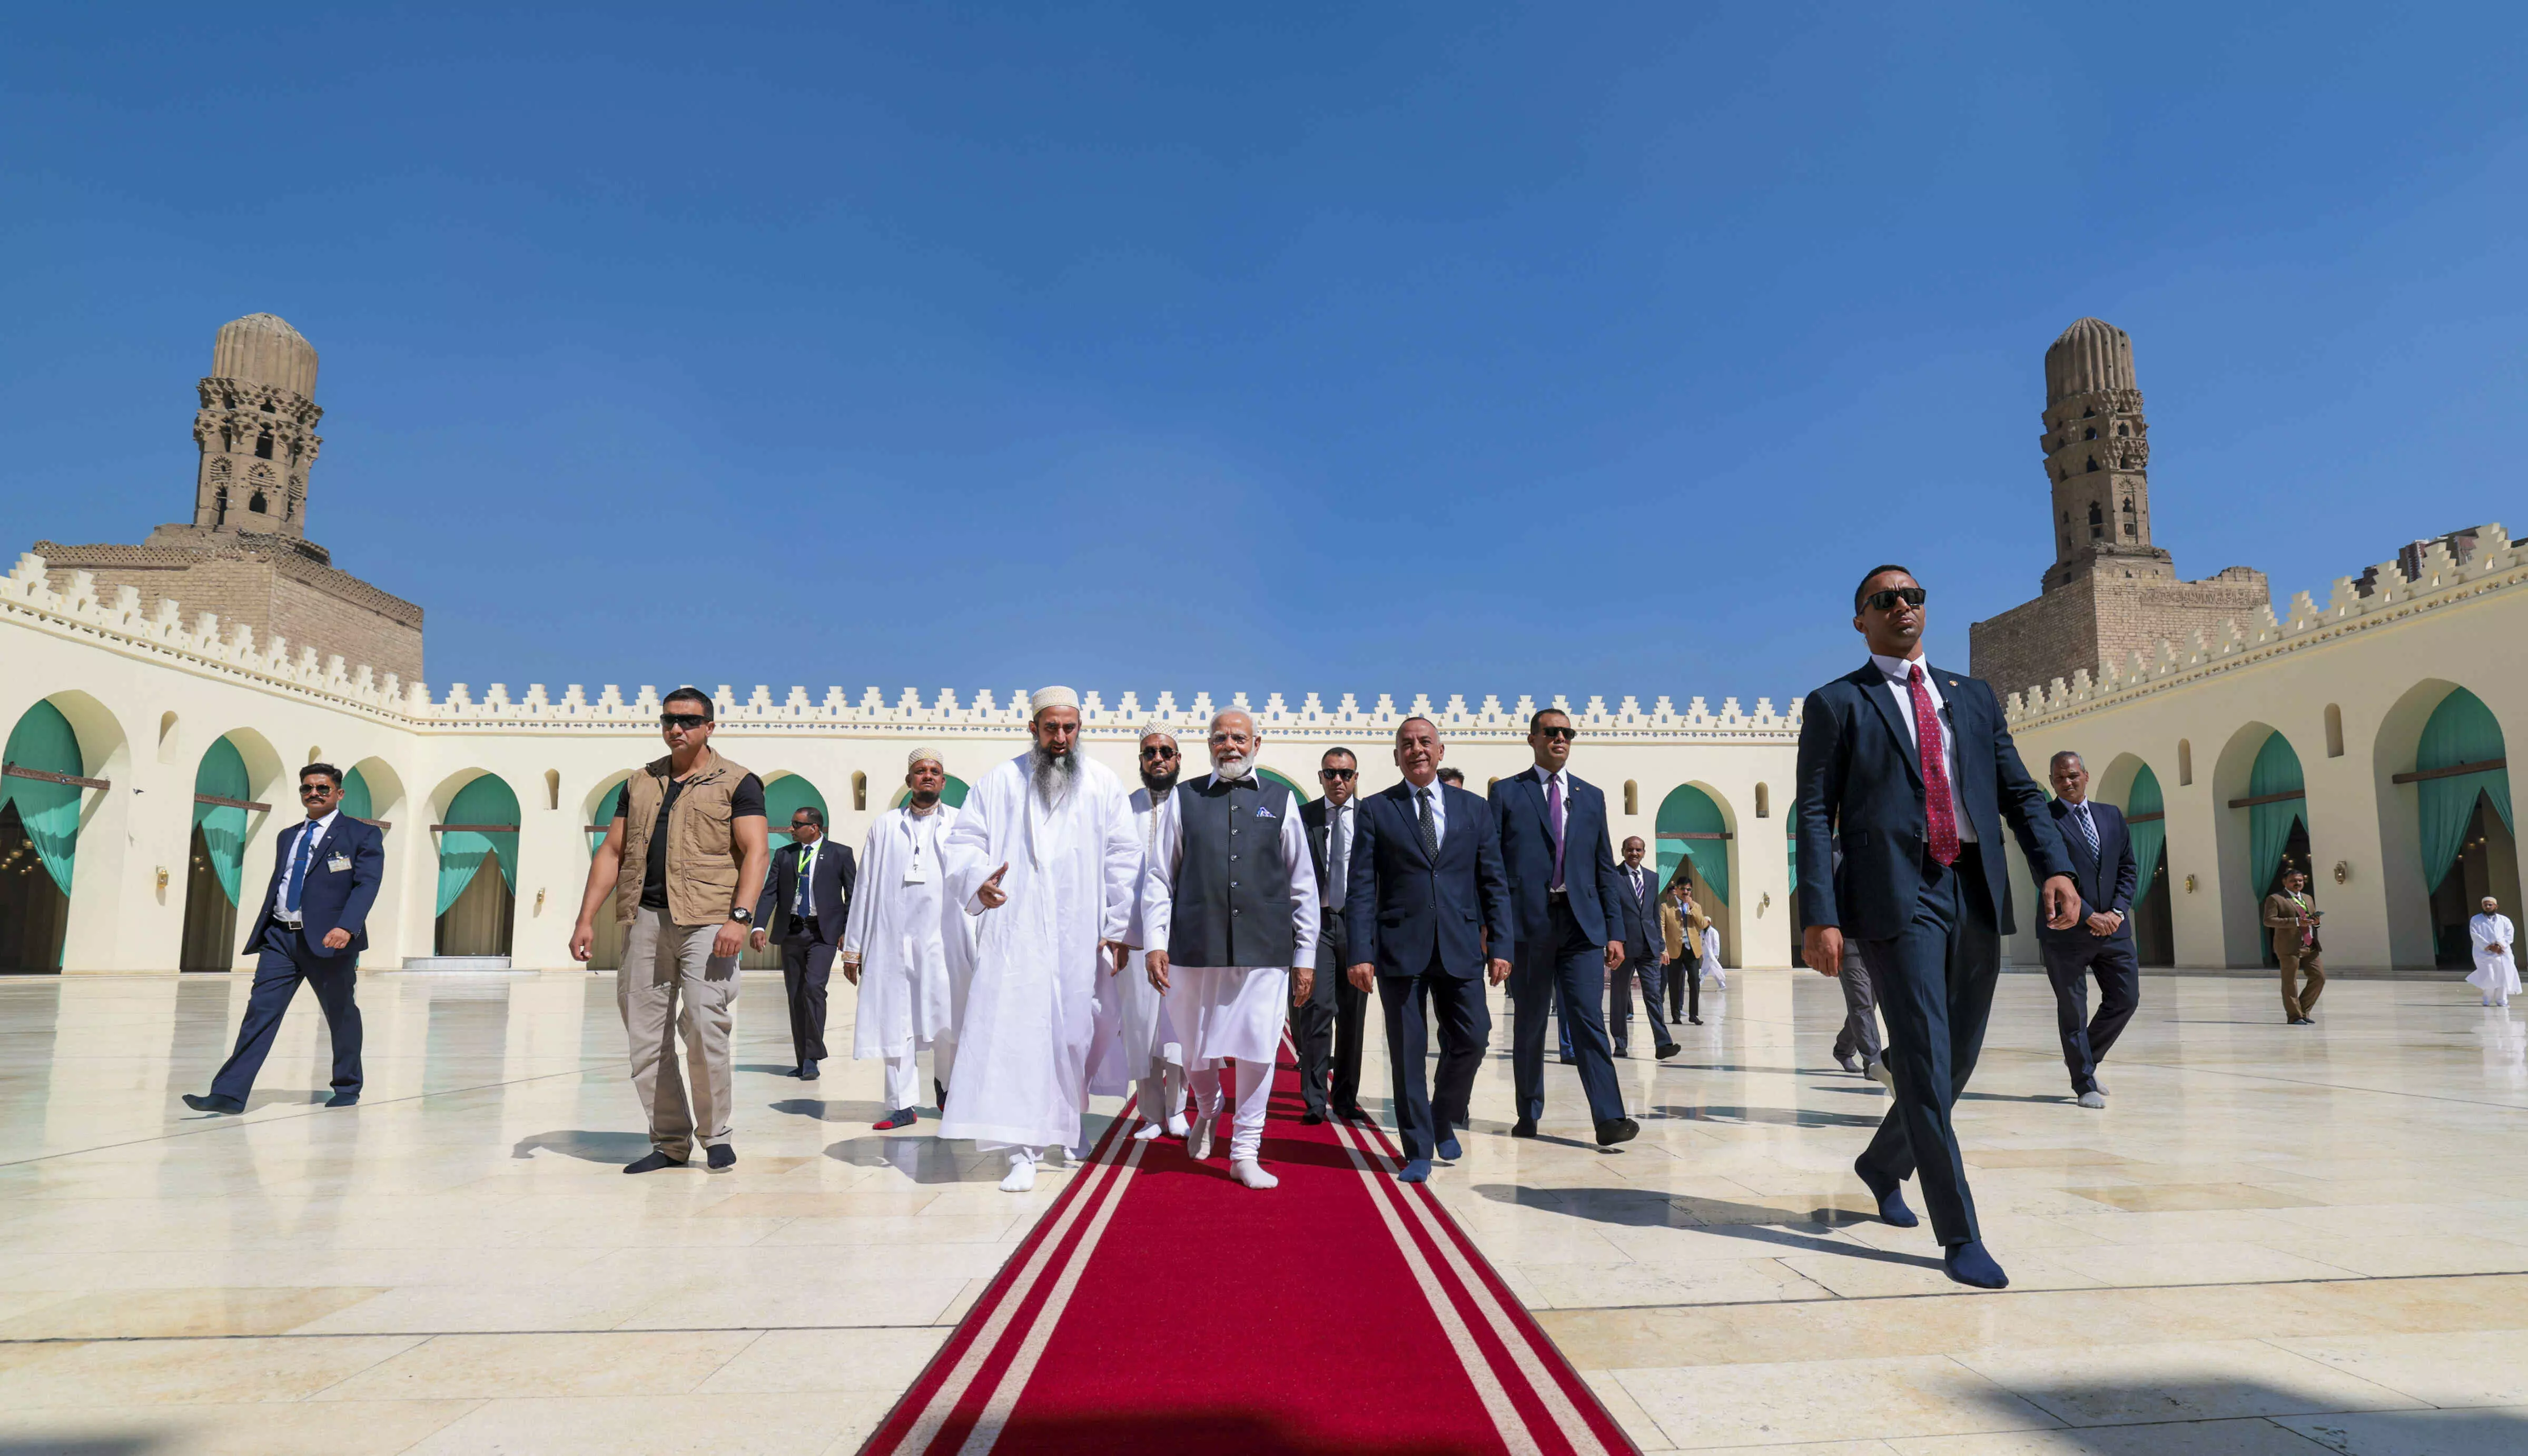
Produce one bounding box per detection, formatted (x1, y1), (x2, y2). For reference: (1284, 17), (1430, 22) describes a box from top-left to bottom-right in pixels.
(2, 552), (1801, 743)
(2002, 523), (2524, 728)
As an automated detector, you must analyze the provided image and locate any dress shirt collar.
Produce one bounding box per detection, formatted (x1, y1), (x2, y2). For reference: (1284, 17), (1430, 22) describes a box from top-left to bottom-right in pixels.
(1870, 649), (1930, 685)
(1532, 765), (1568, 793)
(299, 809), (341, 843)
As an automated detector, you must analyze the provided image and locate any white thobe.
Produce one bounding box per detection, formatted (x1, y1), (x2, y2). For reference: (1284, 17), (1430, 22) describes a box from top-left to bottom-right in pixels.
(1702, 924), (1724, 985)
(1138, 772), (1321, 1066)
(939, 751), (1142, 1152)
(1098, 786), (1185, 1092)
(2470, 913), (2521, 999)
(841, 805), (973, 1067)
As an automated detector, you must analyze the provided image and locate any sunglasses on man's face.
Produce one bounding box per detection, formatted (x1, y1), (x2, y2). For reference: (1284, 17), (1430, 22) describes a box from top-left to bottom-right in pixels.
(791, 820), (816, 830)
(1319, 767), (1356, 780)
(1140, 746), (1179, 759)
(659, 712), (709, 730)
(299, 784), (334, 797)
(1862, 586), (1929, 612)
(1534, 726), (1576, 742)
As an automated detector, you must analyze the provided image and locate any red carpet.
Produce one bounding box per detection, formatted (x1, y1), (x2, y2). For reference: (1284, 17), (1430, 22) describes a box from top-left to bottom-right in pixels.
(861, 1042), (1636, 1454)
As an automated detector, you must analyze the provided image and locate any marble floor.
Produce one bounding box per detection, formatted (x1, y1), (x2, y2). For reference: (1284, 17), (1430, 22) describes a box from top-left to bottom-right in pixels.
(0, 968), (2522, 1454)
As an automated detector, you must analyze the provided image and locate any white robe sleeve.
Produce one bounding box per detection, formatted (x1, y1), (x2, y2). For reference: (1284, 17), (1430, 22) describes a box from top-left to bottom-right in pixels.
(841, 818), (883, 958)
(1282, 793), (1320, 969)
(1100, 781), (1142, 944)
(1139, 791), (1184, 953)
(943, 784), (998, 916)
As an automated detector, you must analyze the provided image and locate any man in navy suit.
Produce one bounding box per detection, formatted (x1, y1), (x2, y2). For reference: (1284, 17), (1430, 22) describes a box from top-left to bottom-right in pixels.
(1492, 708), (1639, 1146)
(751, 805), (857, 1082)
(1344, 717), (1513, 1183)
(1608, 837), (1680, 1061)
(2038, 751), (2140, 1110)
(184, 763), (384, 1114)
(1795, 566), (2079, 1289)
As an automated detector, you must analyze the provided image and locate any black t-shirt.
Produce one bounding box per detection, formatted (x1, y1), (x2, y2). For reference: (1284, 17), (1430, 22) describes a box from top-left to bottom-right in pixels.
(626, 772), (765, 913)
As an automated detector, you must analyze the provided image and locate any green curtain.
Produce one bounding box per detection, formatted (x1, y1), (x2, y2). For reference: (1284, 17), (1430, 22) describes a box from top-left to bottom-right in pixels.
(1785, 810), (1798, 893)
(591, 780), (626, 855)
(2247, 731), (2306, 896)
(763, 775), (831, 837)
(2126, 765), (2166, 903)
(2, 701), (82, 898)
(339, 767), (373, 823)
(896, 775), (971, 810)
(1655, 785), (1730, 906)
(2416, 688), (2512, 890)
(437, 775), (520, 915)
(191, 737), (250, 906)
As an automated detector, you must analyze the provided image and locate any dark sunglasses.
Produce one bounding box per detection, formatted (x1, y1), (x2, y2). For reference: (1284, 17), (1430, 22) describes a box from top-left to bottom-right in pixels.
(1862, 586), (1928, 612)
(659, 712), (710, 729)
(1140, 745), (1179, 758)
(790, 819), (816, 829)
(1319, 767), (1356, 780)
(1534, 726), (1576, 742)
(298, 783), (335, 797)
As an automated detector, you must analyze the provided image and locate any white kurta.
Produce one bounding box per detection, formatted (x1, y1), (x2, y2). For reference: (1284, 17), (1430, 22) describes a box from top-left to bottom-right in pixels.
(1097, 786), (1185, 1091)
(938, 750), (1142, 1151)
(1138, 772), (1321, 1066)
(840, 805), (973, 1061)
(2469, 913), (2521, 998)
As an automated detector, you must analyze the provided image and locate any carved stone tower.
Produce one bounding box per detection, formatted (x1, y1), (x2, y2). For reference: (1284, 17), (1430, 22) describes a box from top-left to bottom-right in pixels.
(2039, 319), (2167, 590)
(1971, 319), (2267, 702)
(192, 313), (322, 540)
(31, 313), (423, 683)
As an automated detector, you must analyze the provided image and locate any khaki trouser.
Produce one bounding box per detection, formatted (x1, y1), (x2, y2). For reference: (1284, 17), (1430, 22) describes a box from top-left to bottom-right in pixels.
(619, 907), (739, 1159)
(2279, 951), (2325, 1021)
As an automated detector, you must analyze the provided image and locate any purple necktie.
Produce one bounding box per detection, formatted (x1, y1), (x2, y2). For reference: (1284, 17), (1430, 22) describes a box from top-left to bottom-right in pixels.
(1547, 774), (1566, 892)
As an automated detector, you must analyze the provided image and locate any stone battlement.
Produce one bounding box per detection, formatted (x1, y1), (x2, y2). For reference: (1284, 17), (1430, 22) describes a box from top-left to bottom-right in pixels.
(0, 552), (1800, 742)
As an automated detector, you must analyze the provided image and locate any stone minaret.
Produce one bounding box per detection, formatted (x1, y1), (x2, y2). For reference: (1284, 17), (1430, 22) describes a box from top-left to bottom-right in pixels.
(2038, 318), (2167, 591)
(192, 313), (322, 541)
(1969, 319), (2269, 700)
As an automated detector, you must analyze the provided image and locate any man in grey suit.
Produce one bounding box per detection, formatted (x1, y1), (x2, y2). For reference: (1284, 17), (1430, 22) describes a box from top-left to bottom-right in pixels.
(2039, 751), (2140, 1109)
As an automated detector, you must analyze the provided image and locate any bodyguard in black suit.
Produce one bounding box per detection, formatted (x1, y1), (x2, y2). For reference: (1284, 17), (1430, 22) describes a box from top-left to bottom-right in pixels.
(1490, 708), (1638, 1147)
(1343, 717), (1513, 1182)
(1795, 566), (2079, 1289)
(185, 763), (383, 1114)
(1607, 837), (1680, 1060)
(1296, 747), (1370, 1123)
(2038, 752), (2140, 1105)
(752, 806), (856, 1079)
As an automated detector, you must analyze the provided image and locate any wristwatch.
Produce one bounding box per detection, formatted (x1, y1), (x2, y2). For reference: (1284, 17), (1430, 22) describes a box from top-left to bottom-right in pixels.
(729, 907), (754, 926)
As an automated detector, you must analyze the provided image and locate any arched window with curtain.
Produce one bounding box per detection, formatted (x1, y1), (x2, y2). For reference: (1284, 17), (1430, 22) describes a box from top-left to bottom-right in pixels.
(2243, 732), (2308, 964)
(436, 774), (520, 958)
(2123, 765), (2172, 966)
(2411, 688), (2516, 966)
(1259, 767), (1311, 803)
(891, 775), (972, 809)
(1, 701), (83, 971)
(182, 736), (252, 971)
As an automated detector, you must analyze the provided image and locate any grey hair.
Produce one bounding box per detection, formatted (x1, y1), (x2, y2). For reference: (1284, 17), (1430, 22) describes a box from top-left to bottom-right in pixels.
(2049, 750), (2085, 770)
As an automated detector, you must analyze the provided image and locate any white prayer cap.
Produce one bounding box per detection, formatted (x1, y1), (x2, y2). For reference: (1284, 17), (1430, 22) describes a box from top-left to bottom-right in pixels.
(1137, 721), (1178, 744)
(906, 744), (946, 769)
(1029, 685), (1080, 715)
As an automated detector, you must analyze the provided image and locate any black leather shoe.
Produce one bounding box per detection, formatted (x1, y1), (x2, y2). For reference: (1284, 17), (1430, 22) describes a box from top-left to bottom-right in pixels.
(1557, 1055), (1579, 1066)
(1333, 1103), (1367, 1122)
(182, 1093), (244, 1114)
(799, 1060), (818, 1081)
(935, 1077), (949, 1108)
(1594, 1117), (1640, 1147)
(1612, 1045), (1631, 1059)
(1655, 1042), (1681, 1060)
(324, 1092), (360, 1108)
(1300, 1110), (1326, 1125)
(1510, 1117), (1539, 1138)
(706, 1144), (736, 1171)
(624, 1151), (687, 1174)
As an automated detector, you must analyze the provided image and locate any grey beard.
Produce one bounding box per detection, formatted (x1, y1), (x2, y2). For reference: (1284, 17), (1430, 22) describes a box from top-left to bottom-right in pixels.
(1031, 747), (1079, 809)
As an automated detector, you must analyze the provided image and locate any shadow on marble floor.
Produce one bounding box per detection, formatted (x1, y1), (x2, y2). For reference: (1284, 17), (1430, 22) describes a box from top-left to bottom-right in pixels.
(0, 1440), (159, 1454)
(1958, 1379), (2528, 1454)
(768, 1097), (892, 1124)
(1651, 1102), (1885, 1128)
(511, 1129), (653, 1162)
(1469, 1182), (1929, 1265)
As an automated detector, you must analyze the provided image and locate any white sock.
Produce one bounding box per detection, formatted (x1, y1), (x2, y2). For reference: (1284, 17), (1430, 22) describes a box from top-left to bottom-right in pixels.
(1231, 1157), (1278, 1190)
(999, 1147), (1039, 1192)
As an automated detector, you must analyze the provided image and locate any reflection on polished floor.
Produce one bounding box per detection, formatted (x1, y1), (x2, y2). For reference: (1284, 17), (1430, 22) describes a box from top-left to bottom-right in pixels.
(0, 968), (2524, 1453)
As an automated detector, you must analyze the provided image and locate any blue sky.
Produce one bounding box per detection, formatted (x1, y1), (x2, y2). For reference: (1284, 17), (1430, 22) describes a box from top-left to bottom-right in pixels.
(6, 4), (2523, 706)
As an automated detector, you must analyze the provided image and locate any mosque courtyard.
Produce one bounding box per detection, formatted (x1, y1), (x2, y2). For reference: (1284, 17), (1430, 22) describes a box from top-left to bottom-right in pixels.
(0, 967), (2523, 1454)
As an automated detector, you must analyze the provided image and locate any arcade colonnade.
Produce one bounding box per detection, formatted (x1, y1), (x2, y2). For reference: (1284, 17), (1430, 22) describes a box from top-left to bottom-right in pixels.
(0, 555), (1800, 973)
(1998, 526), (2528, 971)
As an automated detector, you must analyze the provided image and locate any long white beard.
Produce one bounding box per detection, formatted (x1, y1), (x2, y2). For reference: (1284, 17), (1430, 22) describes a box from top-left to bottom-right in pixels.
(1213, 753), (1253, 781)
(1031, 747), (1079, 810)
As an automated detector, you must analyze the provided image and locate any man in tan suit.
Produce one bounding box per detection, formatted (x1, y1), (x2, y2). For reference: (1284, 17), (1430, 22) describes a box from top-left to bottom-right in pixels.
(1658, 880), (1707, 1025)
(2263, 867), (2324, 1026)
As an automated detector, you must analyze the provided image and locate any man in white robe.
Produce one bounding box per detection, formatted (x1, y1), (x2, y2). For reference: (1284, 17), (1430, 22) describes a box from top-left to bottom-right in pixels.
(2470, 896), (2520, 1008)
(940, 687), (1143, 1192)
(1140, 710), (1320, 1190)
(841, 747), (974, 1128)
(1118, 726), (1190, 1142)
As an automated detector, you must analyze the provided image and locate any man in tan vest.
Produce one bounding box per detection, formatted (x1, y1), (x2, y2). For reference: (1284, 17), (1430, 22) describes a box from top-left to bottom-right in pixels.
(2263, 866), (2325, 1026)
(571, 687), (772, 1172)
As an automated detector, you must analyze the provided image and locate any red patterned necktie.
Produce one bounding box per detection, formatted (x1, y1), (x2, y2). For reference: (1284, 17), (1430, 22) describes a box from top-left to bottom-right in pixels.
(1910, 665), (1960, 867)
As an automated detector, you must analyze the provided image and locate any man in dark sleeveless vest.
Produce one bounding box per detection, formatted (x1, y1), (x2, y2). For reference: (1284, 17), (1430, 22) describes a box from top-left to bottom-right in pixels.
(1140, 709), (1321, 1190)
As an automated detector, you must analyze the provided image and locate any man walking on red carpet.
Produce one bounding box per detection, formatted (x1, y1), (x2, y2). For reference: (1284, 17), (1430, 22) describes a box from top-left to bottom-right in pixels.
(1141, 710), (1319, 1190)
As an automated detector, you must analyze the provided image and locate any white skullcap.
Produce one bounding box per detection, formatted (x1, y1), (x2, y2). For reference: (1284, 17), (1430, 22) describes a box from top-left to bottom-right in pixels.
(906, 744), (945, 768)
(1029, 685), (1080, 714)
(1137, 721), (1178, 743)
